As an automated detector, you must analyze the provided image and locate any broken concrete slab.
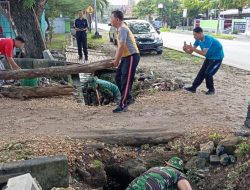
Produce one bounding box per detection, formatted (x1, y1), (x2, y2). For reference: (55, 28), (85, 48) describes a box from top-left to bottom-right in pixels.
(218, 136), (242, 155)
(0, 155), (69, 190)
(199, 141), (215, 160)
(210, 155), (220, 165)
(43, 50), (55, 60)
(5, 173), (41, 190)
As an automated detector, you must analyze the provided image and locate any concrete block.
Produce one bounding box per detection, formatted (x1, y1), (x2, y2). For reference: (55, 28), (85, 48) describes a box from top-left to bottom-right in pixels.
(43, 50), (55, 60)
(5, 173), (41, 190)
(199, 141), (215, 160)
(0, 155), (69, 190)
(210, 155), (220, 165)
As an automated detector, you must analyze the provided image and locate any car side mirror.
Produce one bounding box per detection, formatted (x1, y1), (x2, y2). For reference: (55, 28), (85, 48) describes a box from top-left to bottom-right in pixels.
(108, 23), (112, 26)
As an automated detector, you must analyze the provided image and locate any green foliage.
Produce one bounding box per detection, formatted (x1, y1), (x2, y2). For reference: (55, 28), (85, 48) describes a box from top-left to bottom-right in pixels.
(158, 0), (183, 28)
(87, 33), (107, 49)
(209, 133), (223, 140)
(133, 0), (157, 20)
(91, 160), (104, 169)
(183, 146), (198, 156)
(186, 168), (201, 184)
(160, 27), (171, 32)
(236, 142), (250, 157)
(47, 33), (69, 51)
(210, 33), (236, 40)
(23, 0), (35, 8)
(182, 0), (215, 19)
(162, 48), (202, 64)
(133, 0), (183, 28)
(226, 159), (250, 189)
(46, 0), (109, 19)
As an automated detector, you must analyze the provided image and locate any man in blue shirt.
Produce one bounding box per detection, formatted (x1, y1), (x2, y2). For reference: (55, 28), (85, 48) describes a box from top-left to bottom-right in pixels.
(75, 10), (88, 61)
(183, 27), (224, 95)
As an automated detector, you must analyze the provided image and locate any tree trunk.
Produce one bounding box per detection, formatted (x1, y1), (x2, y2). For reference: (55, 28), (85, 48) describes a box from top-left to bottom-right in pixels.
(0, 59), (113, 80)
(9, 0), (48, 58)
(0, 86), (74, 99)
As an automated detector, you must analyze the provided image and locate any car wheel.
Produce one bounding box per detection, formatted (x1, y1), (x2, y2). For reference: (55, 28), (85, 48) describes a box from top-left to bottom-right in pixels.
(157, 50), (163, 55)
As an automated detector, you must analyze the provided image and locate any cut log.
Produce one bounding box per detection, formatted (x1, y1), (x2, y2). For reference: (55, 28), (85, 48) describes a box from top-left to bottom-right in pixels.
(0, 59), (113, 80)
(0, 86), (74, 99)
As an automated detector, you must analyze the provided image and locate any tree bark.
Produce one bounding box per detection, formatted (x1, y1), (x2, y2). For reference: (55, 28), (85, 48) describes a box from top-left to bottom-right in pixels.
(9, 0), (48, 58)
(0, 86), (74, 99)
(0, 59), (113, 80)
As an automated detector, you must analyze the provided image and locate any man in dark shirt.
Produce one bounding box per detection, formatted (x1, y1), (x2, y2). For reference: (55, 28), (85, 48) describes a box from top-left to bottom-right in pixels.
(75, 10), (88, 61)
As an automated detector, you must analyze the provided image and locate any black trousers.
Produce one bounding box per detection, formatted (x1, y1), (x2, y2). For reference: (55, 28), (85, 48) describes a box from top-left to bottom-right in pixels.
(192, 58), (222, 91)
(76, 32), (88, 59)
(115, 54), (140, 109)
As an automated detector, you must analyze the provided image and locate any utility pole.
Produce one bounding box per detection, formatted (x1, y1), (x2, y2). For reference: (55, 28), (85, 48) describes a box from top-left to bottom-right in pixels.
(94, 0), (102, 38)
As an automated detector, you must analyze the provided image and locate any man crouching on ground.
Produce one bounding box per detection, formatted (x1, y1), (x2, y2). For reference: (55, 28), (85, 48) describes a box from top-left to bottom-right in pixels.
(110, 10), (140, 113)
(126, 156), (192, 190)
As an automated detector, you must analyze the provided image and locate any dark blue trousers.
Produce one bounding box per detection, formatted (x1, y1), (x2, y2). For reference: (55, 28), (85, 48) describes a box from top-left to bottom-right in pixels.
(115, 54), (140, 109)
(192, 59), (222, 91)
(76, 32), (88, 59)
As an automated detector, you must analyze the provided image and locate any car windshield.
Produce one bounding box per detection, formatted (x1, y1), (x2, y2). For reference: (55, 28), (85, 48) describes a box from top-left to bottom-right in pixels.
(128, 22), (156, 34)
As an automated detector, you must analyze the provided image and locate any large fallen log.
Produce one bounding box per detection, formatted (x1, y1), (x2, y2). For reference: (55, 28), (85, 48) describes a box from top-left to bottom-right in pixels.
(0, 59), (113, 80)
(0, 86), (74, 99)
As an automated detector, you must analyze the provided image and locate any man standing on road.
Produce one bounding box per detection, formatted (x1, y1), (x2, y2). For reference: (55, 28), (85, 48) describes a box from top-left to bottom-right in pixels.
(110, 10), (140, 113)
(0, 36), (25, 85)
(126, 157), (192, 190)
(75, 10), (88, 61)
(183, 27), (224, 95)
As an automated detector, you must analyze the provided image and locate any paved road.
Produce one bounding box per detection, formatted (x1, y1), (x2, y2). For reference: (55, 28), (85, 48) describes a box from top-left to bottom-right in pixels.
(161, 32), (250, 71)
(97, 23), (250, 71)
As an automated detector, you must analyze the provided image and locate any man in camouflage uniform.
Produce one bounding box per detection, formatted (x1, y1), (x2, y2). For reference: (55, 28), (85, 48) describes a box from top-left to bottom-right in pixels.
(126, 157), (192, 190)
(85, 77), (121, 105)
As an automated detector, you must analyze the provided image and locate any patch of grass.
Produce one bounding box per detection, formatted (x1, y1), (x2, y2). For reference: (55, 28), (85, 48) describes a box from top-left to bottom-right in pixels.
(209, 33), (236, 40)
(48, 34), (69, 51)
(236, 142), (250, 157)
(209, 133), (223, 141)
(183, 146), (197, 156)
(90, 160), (103, 169)
(162, 48), (203, 64)
(160, 27), (171, 32)
(226, 159), (250, 189)
(186, 168), (201, 184)
(88, 33), (108, 49)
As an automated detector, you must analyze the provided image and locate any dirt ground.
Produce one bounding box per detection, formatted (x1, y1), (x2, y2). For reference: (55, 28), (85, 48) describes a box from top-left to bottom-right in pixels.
(0, 44), (250, 144)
